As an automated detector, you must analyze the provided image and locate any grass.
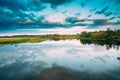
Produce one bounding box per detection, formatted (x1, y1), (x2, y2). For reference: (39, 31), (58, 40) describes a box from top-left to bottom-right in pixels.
(0, 34), (78, 45)
(0, 37), (48, 45)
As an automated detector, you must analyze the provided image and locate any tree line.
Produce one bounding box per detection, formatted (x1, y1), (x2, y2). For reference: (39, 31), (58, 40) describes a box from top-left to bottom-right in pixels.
(79, 28), (120, 41)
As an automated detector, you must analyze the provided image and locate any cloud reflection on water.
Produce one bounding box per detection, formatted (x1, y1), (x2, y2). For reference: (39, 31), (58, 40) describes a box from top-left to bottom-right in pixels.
(0, 40), (120, 80)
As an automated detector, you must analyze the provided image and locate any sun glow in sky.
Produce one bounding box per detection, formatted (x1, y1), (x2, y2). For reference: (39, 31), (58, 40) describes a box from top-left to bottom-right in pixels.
(0, 0), (120, 35)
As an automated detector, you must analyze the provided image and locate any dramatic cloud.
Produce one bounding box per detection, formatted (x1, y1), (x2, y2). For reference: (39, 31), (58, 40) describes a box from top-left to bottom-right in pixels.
(12, 17), (119, 29)
(65, 17), (120, 28)
(0, 0), (120, 33)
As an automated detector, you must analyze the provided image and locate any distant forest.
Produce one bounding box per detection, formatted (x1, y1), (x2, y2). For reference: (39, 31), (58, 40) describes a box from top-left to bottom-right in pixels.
(79, 28), (120, 41)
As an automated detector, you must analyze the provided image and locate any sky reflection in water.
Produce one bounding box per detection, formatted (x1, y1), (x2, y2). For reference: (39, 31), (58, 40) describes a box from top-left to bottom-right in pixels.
(0, 40), (120, 80)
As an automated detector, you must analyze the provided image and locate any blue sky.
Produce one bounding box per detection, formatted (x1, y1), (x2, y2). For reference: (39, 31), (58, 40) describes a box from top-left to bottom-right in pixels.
(0, 0), (120, 35)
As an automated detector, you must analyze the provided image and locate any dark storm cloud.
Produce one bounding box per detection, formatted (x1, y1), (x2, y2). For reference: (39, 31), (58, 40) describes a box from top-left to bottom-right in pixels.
(0, 0), (120, 31)
(0, 11), (36, 30)
(0, 0), (27, 11)
(91, 19), (109, 26)
(40, 0), (73, 7)
(17, 17), (119, 29)
(0, 0), (47, 12)
(65, 17), (80, 24)
(0, 17), (120, 30)
(0, 0), (73, 11)
(95, 6), (109, 14)
(104, 12), (112, 17)
(0, 0), (73, 29)
(0, 0), (47, 29)
(65, 17), (120, 28)
(65, 17), (90, 24)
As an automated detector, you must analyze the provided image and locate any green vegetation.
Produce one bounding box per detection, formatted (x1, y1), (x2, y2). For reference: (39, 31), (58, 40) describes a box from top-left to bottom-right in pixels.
(46, 34), (78, 40)
(79, 29), (120, 42)
(0, 37), (48, 45)
(79, 29), (120, 50)
(0, 34), (78, 45)
(0, 29), (120, 45)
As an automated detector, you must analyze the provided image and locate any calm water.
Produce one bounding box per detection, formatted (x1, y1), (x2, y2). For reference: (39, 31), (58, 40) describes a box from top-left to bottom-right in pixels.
(0, 40), (120, 80)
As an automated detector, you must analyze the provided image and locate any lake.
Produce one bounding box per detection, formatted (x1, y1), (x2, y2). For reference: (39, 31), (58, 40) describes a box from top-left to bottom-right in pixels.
(0, 39), (120, 80)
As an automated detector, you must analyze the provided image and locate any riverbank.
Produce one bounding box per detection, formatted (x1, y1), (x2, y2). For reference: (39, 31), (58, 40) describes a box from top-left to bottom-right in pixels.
(0, 29), (120, 45)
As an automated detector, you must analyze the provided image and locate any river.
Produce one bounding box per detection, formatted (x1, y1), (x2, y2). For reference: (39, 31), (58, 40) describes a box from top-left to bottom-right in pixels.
(0, 39), (120, 80)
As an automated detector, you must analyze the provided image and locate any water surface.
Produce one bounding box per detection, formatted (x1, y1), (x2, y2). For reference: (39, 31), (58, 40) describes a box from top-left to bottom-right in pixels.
(0, 40), (120, 80)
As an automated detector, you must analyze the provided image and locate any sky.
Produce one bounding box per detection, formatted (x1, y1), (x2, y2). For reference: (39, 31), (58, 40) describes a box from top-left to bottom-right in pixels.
(0, 0), (120, 35)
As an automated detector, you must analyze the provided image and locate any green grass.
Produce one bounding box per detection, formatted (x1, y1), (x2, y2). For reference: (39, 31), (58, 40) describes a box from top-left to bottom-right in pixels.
(0, 37), (48, 45)
(0, 34), (78, 45)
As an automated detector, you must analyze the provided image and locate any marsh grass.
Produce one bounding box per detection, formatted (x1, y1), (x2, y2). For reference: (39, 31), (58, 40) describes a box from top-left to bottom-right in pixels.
(0, 34), (78, 45)
(0, 37), (48, 45)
